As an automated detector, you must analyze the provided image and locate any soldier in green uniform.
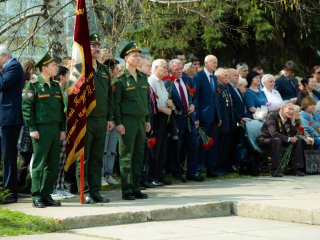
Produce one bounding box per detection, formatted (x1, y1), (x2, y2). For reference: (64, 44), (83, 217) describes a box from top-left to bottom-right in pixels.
(76, 34), (114, 204)
(113, 42), (151, 200)
(22, 52), (66, 208)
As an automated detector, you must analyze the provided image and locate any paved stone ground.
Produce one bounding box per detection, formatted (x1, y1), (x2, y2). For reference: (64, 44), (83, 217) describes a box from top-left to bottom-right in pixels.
(2, 175), (320, 229)
(3, 216), (320, 240)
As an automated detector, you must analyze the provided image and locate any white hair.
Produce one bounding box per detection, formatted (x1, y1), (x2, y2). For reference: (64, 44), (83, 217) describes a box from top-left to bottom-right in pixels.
(204, 55), (217, 63)
(0, 45), (12, 58)
(261, 74), (274, 85)
(214, 67), (226, 77)
(236, 63), (248, 72)
(183, 62), (192, 72)
(151, 59), (167, 74)
(168, 59), (182, 70)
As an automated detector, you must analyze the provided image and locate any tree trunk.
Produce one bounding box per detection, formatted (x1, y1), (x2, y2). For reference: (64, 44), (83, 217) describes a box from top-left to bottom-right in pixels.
(44, 0), (68, 58)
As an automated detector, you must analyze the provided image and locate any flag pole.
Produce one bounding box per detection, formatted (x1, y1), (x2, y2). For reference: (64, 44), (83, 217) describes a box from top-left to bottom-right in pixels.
(80, 151), (85, 204)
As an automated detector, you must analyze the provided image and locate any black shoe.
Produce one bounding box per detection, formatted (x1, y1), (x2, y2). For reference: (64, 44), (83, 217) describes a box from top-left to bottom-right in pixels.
(133, 191), (148, 199)
(172, 175), (186, 183)
(138, 183), (146, 190)
(271, 171), (283, 177)
(32, 199), (46, 208)
(294, 170), (305, 177)
(92, 195), (110, 203)
(152, 180), (165, 186)
(122, 193), (135, 200)
(85, 195), (96, 204)
(186, 174), (204, 182)
(2, 194), (17, 204)
(143, 182), (156, 188)
(43, 197), (61, 206)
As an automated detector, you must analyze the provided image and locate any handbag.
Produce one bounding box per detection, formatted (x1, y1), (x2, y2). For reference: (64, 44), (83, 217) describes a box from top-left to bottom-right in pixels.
(304, 150), (320, 174)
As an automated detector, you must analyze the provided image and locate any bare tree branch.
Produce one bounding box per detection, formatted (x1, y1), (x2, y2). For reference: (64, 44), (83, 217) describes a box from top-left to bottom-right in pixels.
(12, 1), (73, 53)
(0, 12), (44, 35)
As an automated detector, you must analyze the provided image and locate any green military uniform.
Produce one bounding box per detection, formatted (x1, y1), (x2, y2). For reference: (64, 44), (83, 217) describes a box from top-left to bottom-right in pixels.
(76, 34), (113, 200)
(113, 42), (150, 195)
(22, 53), (65, 202)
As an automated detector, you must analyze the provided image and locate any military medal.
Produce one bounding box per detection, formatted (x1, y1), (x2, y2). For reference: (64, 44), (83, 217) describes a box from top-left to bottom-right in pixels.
(127, 81), (130, 87)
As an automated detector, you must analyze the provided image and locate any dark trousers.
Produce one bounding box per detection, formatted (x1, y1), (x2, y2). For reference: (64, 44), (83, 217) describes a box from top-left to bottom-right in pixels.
(218, 131), (236, 171)
(257, 137), (305, 170)
(18, 151), (32, 187)
(198, 120), (218, 173)
(148, 113), (168, 181)
(172, 115), (198, 177)
(1, 125), (21, 196)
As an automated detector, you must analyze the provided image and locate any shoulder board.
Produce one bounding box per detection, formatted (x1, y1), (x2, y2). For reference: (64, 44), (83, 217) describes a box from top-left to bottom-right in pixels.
(52, 80), (60, 84)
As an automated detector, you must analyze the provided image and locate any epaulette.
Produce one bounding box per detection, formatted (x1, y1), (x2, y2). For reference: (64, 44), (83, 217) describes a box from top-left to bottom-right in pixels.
(52, 80), (60, 84)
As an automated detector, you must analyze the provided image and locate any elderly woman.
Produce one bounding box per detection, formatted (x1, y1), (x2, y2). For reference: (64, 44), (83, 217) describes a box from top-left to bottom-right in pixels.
(243, 71), (268, 118)
(297, 76), (320, 106)
(300, 96), (320, 149)
(261, 74), (283, 111)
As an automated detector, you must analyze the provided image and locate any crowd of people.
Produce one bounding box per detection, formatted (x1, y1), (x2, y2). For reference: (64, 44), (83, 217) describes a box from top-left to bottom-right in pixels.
(1, 34), (320, 207)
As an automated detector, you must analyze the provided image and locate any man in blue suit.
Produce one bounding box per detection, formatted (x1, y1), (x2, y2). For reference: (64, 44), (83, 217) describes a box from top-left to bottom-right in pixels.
(193, 55), (222, 177)
(167, 59), (203, 182)
(275, 61), (298, 102)
(0, 45), (24, 204)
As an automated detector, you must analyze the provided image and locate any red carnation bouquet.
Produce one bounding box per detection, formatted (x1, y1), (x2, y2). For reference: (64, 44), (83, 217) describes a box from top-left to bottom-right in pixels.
(198, 127), (214, 149)
(147, 137), (157, 148)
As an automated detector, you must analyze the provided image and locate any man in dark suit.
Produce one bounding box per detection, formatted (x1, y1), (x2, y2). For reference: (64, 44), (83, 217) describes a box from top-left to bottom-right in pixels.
(193, 55), (222, 177)
(167, 59), (202, 182)
(275, 61), (298, 102)
(0, 45), (24, 204)
(256, 101), (306, 177)
(227, 68), (249, 170)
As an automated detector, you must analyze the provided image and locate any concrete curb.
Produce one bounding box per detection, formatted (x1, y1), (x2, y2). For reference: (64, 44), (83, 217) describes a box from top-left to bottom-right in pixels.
(232, 202), (320, 225)
(60, 201), (232, 229)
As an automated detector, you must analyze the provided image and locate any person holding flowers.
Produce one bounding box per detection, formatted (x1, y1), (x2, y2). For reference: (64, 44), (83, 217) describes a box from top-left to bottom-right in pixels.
(147, 59), (173, 186)
(166, 59), (202, 182)
(193, 55), (222, 178)
(256, 101), (307, 177)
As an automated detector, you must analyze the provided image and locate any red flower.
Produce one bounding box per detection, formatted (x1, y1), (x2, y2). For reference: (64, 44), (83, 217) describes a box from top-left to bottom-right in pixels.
(147, 137), (157, 148)
(185, 82), (196, 97)
(201, 137), (214, 149)
(298, 126), (304, 135)
(162, 75), (175, 82)
(309, 122), (314, 126)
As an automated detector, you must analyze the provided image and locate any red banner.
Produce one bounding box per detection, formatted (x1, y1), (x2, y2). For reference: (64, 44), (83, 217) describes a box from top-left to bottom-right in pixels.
(65, 0), (95, 171)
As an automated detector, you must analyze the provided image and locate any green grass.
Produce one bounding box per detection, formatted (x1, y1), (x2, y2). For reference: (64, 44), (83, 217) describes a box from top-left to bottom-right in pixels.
(0, 208), (66, 237)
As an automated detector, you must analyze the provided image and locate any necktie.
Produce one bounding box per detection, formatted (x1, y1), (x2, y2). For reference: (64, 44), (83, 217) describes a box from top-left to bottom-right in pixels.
(209, 74), (215, 91)
(149, 86), (157, 115)
(176, 79), (188, 113)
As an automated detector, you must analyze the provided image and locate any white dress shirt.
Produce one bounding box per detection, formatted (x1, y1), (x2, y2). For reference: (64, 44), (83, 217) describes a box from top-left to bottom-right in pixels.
(148, 74), (169, 108)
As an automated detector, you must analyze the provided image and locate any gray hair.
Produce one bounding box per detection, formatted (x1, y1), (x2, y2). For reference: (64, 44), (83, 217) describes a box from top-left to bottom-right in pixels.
(214, 67), (227, 77)
(168, 59), (182, 70)
(151, 59), (167, 74)
(280, 100), (294, 110)
(261, 74), (274, 85)
(293, 104), (300, 112)
(0, 45), (12, 58)
(183, 62), (193, 72)
(236, 63), (248, 72)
